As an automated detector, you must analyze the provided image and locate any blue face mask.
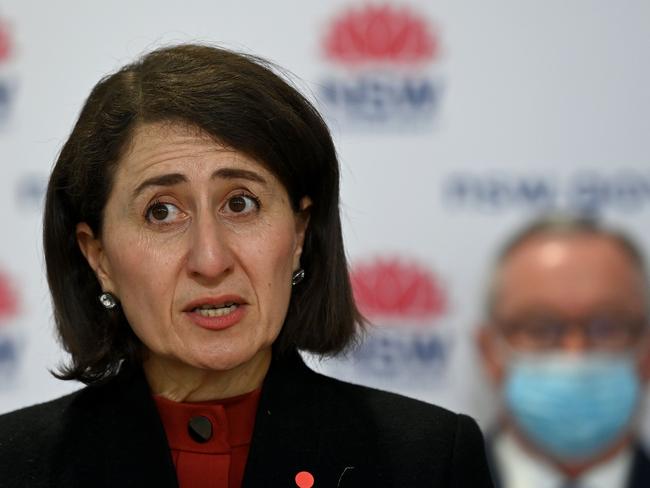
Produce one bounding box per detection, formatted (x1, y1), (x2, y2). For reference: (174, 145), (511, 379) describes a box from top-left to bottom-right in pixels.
(504, 353), (640, 461)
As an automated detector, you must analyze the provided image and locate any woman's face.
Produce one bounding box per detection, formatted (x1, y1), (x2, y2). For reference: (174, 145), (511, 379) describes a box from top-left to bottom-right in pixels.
(78, 122), (309, 373)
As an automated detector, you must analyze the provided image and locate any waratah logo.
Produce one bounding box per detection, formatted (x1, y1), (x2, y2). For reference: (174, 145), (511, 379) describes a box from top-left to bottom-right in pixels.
(0, 269), (20, 385)
(0, 271), (18, 319)
(318, 5), (444, 129)
(324, 6), (437, 65)
(0, 16), (17, 128)
(351, 258), (446, 321)
(344, 257), (451, 383)
(0, 19), (11, 63)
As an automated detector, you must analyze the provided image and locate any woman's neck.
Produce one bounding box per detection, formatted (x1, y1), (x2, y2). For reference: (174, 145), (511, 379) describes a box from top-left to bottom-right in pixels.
(143, 348), (271, 402)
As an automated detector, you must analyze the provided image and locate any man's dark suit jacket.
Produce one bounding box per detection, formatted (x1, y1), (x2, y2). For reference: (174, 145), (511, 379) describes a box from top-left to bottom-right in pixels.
(486, 434), (650, 488)
(0, 351), (494, 487)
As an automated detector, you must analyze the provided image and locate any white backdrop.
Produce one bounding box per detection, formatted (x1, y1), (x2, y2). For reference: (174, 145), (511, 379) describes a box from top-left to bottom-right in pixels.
(1, 1), (650, 440)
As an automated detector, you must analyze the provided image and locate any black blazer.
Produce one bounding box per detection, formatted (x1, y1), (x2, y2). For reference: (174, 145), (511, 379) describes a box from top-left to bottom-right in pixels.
(0, 351), (494, 487)
(486, 434), (650, 488)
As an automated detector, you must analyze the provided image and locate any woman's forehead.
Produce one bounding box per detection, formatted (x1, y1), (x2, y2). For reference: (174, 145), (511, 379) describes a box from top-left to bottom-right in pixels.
(116, 122), (272, 184)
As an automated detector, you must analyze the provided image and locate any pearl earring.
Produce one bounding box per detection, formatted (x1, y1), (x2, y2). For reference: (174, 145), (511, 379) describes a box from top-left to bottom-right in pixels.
(99, 292), (117, 309)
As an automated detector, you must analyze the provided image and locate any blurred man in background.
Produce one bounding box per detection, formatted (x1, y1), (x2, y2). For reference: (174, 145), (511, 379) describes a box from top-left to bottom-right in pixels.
(478, 216), (650, 488)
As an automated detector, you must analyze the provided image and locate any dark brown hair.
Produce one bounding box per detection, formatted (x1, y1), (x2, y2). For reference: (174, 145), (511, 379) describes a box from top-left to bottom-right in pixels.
(44, 44), (362, 384)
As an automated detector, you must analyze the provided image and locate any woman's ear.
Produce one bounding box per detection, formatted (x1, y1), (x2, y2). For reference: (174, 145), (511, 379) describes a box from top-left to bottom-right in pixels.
(76, 222), (115, 293)
(293, 196), (312, 270)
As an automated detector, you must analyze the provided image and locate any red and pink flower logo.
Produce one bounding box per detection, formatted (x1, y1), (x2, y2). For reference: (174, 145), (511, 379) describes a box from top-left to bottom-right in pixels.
(351, 258), (447, 322)
(0, 270), (19, 322)
(0, 19), (12, 63)
(324, 5), (438, 65)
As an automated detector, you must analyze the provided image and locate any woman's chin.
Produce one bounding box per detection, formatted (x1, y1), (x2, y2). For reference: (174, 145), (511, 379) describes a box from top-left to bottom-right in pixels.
(162, 344), (271, 375)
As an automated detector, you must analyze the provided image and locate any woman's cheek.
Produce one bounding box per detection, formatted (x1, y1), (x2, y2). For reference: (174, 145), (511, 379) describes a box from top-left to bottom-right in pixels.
(105, 231), (163, 293)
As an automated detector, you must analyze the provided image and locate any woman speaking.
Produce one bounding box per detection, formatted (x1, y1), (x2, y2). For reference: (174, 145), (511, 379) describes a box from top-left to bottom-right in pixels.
(0, 44), (493, 487)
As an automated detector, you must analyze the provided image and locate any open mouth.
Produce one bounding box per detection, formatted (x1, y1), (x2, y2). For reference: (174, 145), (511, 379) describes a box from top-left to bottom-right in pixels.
(192, 302), (239, 318)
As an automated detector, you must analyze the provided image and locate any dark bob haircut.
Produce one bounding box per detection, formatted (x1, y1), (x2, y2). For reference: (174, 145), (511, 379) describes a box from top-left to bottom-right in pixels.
(44, 44), (362, 384)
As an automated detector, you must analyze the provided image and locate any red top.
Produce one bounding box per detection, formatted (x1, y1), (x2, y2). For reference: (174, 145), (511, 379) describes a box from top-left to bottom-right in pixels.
(153, 388), (261, 488)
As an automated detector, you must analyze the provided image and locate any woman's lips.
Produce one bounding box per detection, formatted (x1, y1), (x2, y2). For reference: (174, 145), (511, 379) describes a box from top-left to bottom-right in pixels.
(183, 296), (246, 330)
(185, 304), (246, 330)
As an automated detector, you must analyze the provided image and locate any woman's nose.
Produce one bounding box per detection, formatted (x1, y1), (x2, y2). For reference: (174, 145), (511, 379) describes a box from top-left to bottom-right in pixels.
(186, 215), (234, 281)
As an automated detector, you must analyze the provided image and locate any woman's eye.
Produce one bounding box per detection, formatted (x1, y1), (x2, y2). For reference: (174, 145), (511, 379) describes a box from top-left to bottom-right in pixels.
(224, 194), (259, 215)
(146, 202), (182, 224)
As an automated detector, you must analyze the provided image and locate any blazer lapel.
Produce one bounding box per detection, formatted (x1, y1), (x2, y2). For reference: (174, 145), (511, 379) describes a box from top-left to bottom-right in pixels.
(242, 351), (381, 487)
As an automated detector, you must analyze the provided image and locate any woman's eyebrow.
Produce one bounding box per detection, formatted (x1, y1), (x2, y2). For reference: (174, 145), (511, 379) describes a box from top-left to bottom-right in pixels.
(132, 167), (268, 198)
(133, 173), (187, 198)
(211, 167), (267, 185)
